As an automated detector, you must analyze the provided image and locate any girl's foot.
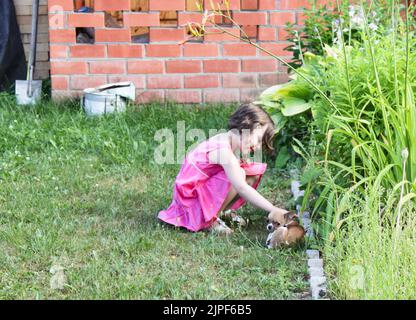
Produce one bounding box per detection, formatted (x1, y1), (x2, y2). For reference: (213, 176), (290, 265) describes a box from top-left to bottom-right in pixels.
(220, 209), (247, 227)
(208, 218), (233, 236)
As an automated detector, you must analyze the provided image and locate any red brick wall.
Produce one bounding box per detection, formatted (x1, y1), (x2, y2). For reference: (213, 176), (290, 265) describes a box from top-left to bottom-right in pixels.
(48, 0), (323, 104)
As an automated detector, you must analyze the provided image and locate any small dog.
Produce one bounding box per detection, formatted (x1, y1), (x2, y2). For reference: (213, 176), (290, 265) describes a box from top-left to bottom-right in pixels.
(266, 210), (305, 248)
(266, 210), (297, 232)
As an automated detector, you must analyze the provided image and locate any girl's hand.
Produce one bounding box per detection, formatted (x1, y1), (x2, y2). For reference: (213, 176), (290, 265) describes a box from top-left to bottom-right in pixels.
(269, 207), (288, 224)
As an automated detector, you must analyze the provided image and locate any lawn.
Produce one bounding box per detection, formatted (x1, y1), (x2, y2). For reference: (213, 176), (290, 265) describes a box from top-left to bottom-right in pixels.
(0, 97), (308, 299)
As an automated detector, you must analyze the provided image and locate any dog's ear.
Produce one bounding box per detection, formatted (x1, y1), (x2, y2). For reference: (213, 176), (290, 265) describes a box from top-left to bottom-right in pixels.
(285, 211), (298, 221)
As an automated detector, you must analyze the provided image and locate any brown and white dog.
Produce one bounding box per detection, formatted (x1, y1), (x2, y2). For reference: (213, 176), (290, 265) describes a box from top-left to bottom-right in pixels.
(266, 210), (305, 248)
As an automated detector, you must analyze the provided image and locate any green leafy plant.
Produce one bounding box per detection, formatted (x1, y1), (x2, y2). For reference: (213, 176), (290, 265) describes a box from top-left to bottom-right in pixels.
(284, 1), (340, 69)
(283, 0), (396, 69)
(296, 1), (416, 243)
(253, 51), (332, 130)
(253, 50), (334, 169)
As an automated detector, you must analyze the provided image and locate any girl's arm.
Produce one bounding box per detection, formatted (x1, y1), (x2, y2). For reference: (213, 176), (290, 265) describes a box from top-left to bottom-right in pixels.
(208, 147), (282, 213)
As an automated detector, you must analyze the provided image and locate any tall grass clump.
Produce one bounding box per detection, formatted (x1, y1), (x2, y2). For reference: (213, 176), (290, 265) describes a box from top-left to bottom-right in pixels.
(324, 167), (416, 299)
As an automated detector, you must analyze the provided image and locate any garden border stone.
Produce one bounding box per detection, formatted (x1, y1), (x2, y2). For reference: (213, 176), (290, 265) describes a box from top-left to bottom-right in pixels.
(290, 179), (329, 300)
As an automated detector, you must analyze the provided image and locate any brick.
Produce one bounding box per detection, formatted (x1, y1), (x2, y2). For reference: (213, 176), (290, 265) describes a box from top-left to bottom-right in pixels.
(95, 0), (131, 11)
(51, 76), (68, 90)
(204, 0), (240, 10)
(204, 28), (240, 42)
(136, 90), (165, 104)
(166, 60), (202, 73)
(278, 0), (302, 10)
(166, 90), (201, 104)
(242, 59), (277, 72)
(310, 276), (326, 288)
(258, 0), (276, 10)
(51, 61), (87, 75)
(258, 27), (277, 41)
(279, 63), (289, 73)
(150, 0), (185, 10)
(297, 12), (307, 26)
(223, 43), (256, 56)
(223, 74), (257, 88)
(308, 259), (324, 268)
(108, 44), (144, 58)
(203, 59), (240, 73)
(150, 28), (186, 42)
(109, 76), (146, 89)
(278, 0), (335, 10)
(50, 45), (68, 59)
(183, 43), (218, 57)
(241, 25), (258, 39)
(204, 89), (239, 103)
(95, 29), (131, 42)
(49, 29), (76, 43)
(146, 44), (181, 57)
(124, 13), (160, 27)
(147, 75), (183, 89)
(241, 88), (264, 102)
(178, 13), (204, 26)
(128, 60), (164, 74)
(306, 249), (320, 259)
(260, 43), (292, 57)
(17, 5), (47, 15)
(32, 63), (49, 73)
(309, 268), (324, 277)
(233, 12), (267, 25)
(270, 12), (296, 26)
(89, 61), (126, 74)
(70, 76), (107, 90)
(311, 285), (327, 300)
(70, 45), (106, 58)
(52, 91), (78, 101)
(184, 75), (220, 88)
(48, 0), (73, 11)
(241, 0), (258, 10)
(68, 13), (105, 27)
(259, 73), (289, 86)
(278, 27), (292, 41)
(186, 0), (202, 11)
(49, 13), (66, 29)
(213, 14), (233, 26)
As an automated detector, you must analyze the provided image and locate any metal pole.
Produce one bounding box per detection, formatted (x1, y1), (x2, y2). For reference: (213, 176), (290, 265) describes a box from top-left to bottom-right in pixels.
(27, 0), (40, 97)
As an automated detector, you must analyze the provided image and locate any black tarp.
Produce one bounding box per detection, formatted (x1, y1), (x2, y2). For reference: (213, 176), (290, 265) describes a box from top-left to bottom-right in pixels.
(0, 0), (27, 91)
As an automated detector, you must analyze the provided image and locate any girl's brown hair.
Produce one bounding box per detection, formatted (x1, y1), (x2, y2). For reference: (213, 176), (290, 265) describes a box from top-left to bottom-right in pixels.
(228, 103), (276, 153)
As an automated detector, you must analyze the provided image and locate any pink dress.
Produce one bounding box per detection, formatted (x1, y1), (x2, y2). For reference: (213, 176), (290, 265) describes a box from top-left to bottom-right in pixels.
(158, 138), (267, 232)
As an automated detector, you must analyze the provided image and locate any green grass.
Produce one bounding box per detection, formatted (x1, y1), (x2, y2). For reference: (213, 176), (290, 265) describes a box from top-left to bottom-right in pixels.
(0, 98), (308, 299)
(324, 176), (416, 299)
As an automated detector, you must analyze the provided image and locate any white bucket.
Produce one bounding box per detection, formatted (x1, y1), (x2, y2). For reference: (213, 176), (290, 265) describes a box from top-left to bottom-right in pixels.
(15, 80), (42, 105)
(81, 82), (136, 116)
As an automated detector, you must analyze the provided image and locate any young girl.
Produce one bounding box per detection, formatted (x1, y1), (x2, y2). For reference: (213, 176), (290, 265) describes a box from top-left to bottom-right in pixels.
(158, 103), (288, 235)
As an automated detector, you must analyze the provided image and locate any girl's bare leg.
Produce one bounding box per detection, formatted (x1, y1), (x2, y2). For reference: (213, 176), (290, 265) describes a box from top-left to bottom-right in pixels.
(209, 175), (260, 234)
(218, 175), (260, 214)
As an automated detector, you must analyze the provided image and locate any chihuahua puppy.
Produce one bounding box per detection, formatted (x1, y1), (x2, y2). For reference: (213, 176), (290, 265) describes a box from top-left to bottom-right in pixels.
(266, 224), (306, 248)
(266, 210), (298, 232)
(266, 210), (305, 248)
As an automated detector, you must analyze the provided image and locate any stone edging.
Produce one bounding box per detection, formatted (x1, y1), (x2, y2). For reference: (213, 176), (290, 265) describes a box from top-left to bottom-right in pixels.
(291, 179), (328, 300)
